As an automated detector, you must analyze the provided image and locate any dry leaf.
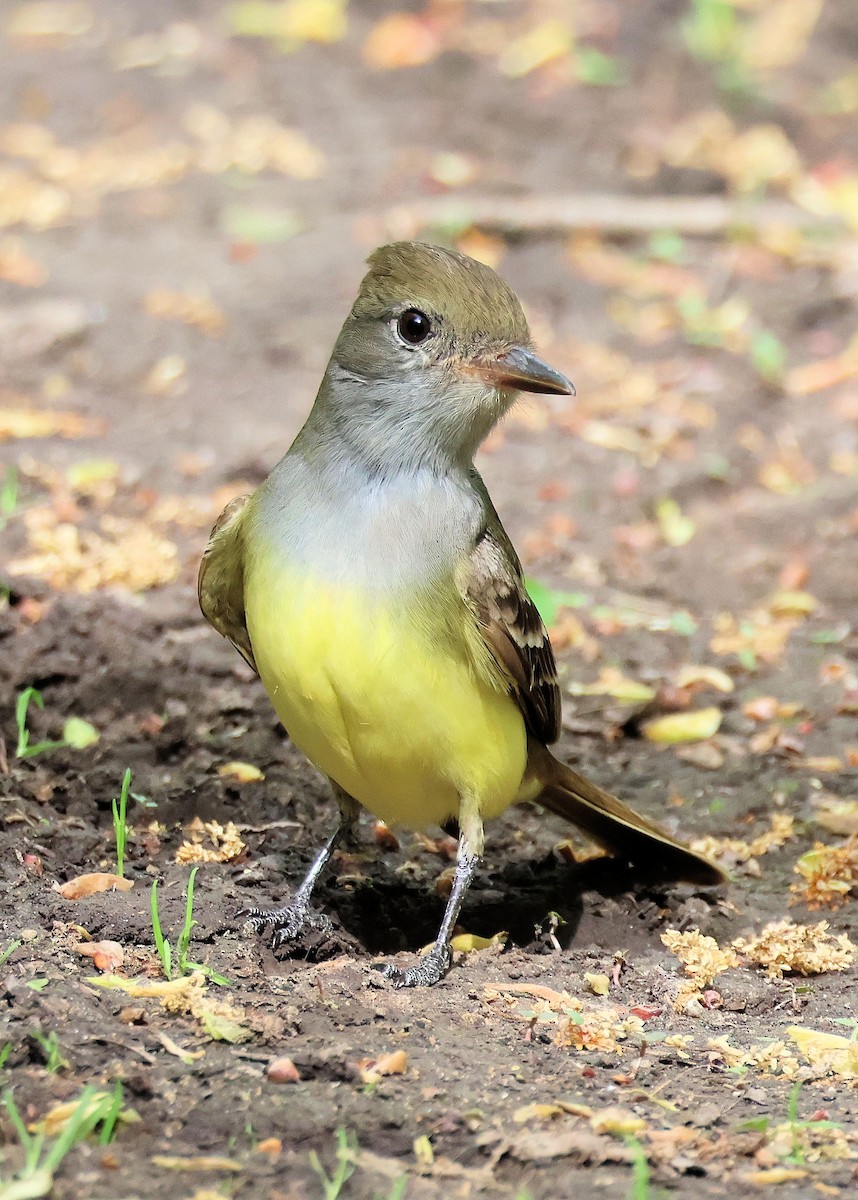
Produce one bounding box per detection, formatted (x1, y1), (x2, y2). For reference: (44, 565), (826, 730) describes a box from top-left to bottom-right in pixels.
(788, 1026), (858, 1078)
(359, 1049), (408, 1084)
(742, 1168), (809, 1186)
(143, 288), (226, 337)
(363, 14), (441, 70)
(791, 837), (858, 909)
(7, 2), (93, 42)
(9, 508), (178, 592)
(28, 1091), (133, 1136)
(584, 973), (610, 997)
(661, 928), (738, 1008)
(176, 817), (246, 865)
(267, 1055), (300, 1084)
(448, 930), (507, 953)
(654, 497), (695, 547)
(742, 0), (822, 73)
(90, 973), (201, 998)
(642, 707), (722, 744)
(814, 796), (858, 836)
(499, 20), (574, 78)
(151, 1156), (242, 1172)
(673, 665), (734, 694)
(732, 919), (855, 978)
(217, 761), (264, 783)
(0, 407), (102, 441)
(73, 939), (124, 972)
(767, 589), (818, 618)
(57, 872), (134, 900)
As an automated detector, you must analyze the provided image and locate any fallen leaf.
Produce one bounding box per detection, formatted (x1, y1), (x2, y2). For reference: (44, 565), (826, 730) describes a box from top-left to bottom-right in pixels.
(449, 930), (507, 953)
(176, 817), (246, 864)
(584, 973), (610, 996)
(742, 0), (822, 73)
(673, 665), (734, 693)
(7, 3), (94, 42)
(73, 940), (124, 972)
(143, 288), (226, 337)
(788, 1026), (858, 1078)
(499, 20), (575, 78)
(733, 919), (855, 978)
(359, 1049), (407, 1084)
(151, 1156), (242, 1172)
(154, 1031), (205, 1064)
(791, 838), (858, 909)
(363, 13), (441, 70)
(654, 497), (696, 547)
(30, 1091), (137, 1136)
(814, 796), (858, 836)
(62, 716), (99, 749)
(767, 590), (818, 618)
(0, 407), (102, 441)
(57, 872), (134, 899)
(266, 1055), (300, 1084)
(568, 667), (655, 703)
(89, 973), (201, 998)
(742, 1168), (809, 1186)
(217, 761), (264, 783)
(227, 0), (347, 45)
(642, 707), (722, 744)
(589, 1106), (646, 1136)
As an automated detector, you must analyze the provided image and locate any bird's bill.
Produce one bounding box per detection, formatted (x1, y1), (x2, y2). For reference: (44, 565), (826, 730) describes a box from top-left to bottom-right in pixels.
(473, 346), (575, 396)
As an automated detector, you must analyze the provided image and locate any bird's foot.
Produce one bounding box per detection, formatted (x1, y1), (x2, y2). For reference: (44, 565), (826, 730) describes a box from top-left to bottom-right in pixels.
(241, 901), (333, 948)
(377, 943), (453, 989)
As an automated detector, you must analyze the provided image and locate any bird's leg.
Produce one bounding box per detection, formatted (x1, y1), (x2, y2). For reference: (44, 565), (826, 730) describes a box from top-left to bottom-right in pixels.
(382, 794), (484, 988)
(243, 784), (360, 948)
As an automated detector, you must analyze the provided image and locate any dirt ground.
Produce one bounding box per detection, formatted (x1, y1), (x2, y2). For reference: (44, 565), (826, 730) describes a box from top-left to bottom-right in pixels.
(2, 1), (858, 1197)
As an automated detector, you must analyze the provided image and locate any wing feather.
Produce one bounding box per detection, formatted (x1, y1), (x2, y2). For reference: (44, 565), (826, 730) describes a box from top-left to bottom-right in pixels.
(459, 520), (560, 745)
(198, 494), (257, 673)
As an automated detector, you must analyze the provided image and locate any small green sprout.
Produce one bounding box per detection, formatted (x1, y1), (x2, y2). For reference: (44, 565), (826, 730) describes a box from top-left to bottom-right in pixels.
(150, 868), (230, 986)
(309, 1127), (357, 1200)
(0, 1083), (128, 1196)
(112, 768), (132, 878)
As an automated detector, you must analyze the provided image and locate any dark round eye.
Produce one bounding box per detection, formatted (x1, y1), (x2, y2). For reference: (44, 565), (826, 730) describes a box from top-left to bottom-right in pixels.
(397, 308), (432, 345)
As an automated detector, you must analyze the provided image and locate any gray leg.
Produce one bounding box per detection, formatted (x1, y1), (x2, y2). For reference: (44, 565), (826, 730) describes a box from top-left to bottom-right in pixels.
(381, 794), (484, 988)
(243, 784), (360, 948)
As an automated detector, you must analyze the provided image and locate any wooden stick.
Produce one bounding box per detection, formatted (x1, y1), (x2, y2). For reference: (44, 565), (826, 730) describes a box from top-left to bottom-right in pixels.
(378, 193), (842, 239)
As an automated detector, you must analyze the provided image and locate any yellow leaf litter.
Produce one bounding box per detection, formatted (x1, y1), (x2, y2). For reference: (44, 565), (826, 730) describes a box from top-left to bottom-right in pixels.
(690, 812), (795, 865)
(9, 506), (178, 592)
(791, 836), (858, 909)
(90, 972), (251, 1043)
(662, 920), (855, 1007)
(176, 817), (246, 864)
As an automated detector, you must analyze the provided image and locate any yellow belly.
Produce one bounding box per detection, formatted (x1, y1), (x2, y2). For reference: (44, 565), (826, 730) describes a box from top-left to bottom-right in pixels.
(244, 558), (527, 830)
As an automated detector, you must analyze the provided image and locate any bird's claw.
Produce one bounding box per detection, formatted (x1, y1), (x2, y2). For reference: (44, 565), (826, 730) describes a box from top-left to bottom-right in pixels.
(240, 901), (333, 947)
(376, 944), (453, 988)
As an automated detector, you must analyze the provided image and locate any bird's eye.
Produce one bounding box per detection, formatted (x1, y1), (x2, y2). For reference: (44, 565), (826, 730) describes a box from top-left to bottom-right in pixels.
(396, 309), (432, 345)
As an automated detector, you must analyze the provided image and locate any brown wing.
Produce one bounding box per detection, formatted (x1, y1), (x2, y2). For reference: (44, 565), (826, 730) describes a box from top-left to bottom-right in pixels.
(460, 522), (561, 745)
(198, 494), (257, 673)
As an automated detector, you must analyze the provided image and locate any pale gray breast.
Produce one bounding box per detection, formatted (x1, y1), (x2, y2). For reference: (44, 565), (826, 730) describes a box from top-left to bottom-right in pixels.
(250, 452), (484, 596)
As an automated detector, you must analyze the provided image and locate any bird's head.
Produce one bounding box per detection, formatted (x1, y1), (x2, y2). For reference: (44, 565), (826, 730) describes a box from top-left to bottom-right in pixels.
(318, 241), (574, 471)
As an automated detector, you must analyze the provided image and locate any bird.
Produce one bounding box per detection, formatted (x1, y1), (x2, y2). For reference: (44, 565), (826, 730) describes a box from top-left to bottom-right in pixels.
(199, 241), (724, 987)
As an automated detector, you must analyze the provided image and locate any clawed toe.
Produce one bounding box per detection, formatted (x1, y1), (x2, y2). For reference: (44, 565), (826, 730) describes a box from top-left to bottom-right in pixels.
(376, 946), (453, 989)
(239, 902), (332, 947)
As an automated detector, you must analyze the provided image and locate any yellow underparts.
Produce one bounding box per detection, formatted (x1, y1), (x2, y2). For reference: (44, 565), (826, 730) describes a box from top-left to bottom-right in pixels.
(244, 557), (528, 831)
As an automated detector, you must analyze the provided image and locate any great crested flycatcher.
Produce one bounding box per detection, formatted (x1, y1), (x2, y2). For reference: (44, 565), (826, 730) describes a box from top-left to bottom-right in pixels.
(199, 241), (724, 987)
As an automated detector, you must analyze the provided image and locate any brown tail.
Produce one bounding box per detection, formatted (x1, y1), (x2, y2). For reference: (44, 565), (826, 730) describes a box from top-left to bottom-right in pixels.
(529, 744), (726, 887)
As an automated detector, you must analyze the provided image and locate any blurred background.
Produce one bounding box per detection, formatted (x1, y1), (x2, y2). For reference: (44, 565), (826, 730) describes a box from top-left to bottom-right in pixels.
(1, 0), (857, 670)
